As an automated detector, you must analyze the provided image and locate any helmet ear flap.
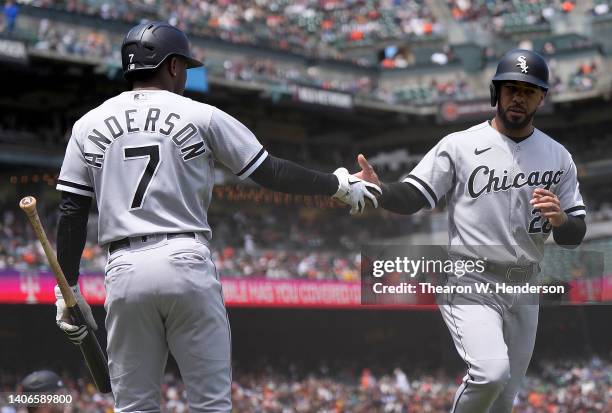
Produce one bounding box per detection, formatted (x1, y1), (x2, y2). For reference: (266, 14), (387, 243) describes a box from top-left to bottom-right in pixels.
(489, 82), (497, 107)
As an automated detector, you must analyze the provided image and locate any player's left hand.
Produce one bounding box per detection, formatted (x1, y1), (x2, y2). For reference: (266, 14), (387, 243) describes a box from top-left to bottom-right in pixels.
(530, 188), (567, 227)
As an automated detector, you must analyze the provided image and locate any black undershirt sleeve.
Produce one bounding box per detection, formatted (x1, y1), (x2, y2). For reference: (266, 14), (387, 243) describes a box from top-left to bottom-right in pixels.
(552, 215), (586, 248)
(378, 182), (428, 215)
(249, 155), (339, 196)
(57, 191), (92, 286)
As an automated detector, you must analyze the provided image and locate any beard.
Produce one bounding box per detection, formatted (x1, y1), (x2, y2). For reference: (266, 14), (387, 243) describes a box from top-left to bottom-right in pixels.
(497, 104), (536, 130)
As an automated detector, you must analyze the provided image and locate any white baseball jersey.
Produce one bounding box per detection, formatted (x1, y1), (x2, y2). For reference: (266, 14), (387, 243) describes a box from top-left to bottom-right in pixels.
(404, 120), (586, 264)
(57, 90), (268, 244)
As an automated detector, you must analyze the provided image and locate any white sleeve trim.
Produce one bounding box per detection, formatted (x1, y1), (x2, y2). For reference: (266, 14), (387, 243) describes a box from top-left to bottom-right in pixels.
(237, 148), (268, 180)
(565, 205), (586, 217)
(56, 180), (94, 197)
(403, 176), (436, 209)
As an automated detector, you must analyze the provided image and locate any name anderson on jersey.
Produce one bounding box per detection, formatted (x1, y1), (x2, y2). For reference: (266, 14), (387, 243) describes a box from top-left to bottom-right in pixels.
(82, 107), (207, 168)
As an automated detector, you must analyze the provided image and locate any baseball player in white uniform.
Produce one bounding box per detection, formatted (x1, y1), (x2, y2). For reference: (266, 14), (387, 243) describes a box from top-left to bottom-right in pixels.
(52, 22), (380, 412)
(355, 49), (586, 412)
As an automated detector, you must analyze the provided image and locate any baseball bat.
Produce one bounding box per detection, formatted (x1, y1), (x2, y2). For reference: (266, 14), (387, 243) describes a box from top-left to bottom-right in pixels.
(19, 196), (112, 394)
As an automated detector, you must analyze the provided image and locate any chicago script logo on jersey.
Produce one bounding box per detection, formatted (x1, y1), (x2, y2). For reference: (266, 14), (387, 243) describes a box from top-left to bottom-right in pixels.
(467, 165), (564, 199)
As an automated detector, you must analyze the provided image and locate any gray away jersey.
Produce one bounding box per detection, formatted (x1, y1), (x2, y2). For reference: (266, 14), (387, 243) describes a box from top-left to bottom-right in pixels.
(57, 90), (268, 244)
(404, 121), (586, 264)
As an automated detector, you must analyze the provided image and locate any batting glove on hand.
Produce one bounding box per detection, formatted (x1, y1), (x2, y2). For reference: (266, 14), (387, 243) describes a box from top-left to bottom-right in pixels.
(55, 284), (97, 345)
(332, 168), (382, 215)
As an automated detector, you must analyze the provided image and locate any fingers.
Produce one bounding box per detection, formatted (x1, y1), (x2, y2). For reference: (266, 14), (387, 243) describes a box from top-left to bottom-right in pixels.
(57, 320), (79, 332)
(364, 190), (379, 209)
(530, 195), (558, 205)
(533, 188), (555, 197)
(357, 154), (373, 172)
(531, 189), (560, 215)
(531, 198), (558, 206)
(532, 202), (560, 211)
(350, 199), (364, 215)
(57, 321), (89, 345)
(364, 182), (382, 197)
(541, 211), (562, 219)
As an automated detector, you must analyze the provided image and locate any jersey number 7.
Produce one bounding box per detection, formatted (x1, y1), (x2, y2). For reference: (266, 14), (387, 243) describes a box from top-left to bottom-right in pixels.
(123, 145), (161, 210)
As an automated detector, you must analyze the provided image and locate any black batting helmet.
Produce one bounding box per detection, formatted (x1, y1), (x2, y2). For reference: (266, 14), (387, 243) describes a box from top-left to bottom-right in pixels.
(490, 49), (549, 106)
(21, 370), (63, 392)
(121, 21), (203, 78)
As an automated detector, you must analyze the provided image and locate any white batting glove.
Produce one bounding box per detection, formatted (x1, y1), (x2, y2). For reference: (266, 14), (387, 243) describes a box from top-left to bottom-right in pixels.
(332, 168), (382, 215)
(55, 284), (97, 345)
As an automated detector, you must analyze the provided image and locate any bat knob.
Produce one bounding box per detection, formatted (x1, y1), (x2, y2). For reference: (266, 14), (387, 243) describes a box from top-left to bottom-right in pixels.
(19, 196), (37, 214)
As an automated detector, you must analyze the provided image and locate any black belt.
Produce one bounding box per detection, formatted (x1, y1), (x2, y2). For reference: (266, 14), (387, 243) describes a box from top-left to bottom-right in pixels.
(454, 255), (537, 282)
(484, 260), (538, 282)
(109, 232), (196, 254)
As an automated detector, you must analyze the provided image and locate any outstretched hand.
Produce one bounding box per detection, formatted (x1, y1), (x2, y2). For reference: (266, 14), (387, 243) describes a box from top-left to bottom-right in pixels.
(353, 154), (381, 187)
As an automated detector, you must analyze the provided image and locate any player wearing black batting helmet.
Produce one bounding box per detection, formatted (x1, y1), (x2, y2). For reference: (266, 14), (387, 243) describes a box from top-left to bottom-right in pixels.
(121, 21), (203, 78)
(55, 21), (381, 413)
(489, 49), (550, 133)
(490, 48), (550, 106)
(21, 370), (65, 413)
(354, 47), (586, 413)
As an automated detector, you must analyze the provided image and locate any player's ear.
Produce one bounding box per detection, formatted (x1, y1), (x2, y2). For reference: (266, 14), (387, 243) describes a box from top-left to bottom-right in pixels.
(537, 89), (547, 107)
(168, 56), (179, 78)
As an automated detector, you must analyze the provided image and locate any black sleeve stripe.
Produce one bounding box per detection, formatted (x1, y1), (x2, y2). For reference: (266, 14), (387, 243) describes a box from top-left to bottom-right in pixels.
(57, 179), (94, 192)
(565, 206), (586, 214)
(407, 174), (438, 205)
(237, 148), (266, 177)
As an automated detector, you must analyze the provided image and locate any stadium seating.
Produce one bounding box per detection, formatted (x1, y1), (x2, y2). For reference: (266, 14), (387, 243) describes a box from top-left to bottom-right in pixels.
(448, 0), (573, 33)
(26, 0), (442, 59)
(2, 357), (609, 412)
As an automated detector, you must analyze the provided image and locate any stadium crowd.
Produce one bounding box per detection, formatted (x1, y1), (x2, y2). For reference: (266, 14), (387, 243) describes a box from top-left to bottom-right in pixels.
(448, 0), (576, 32)
(26, 17), (608, 106)
(11, 9), (608, 109)
(0, 198), (424, 280)
(26, 17), (481, 104)
(25, 0), (441, 59)
(2, 185), (611, 281)
(32, 17), (115, 60)
(2, 356), (609, 412)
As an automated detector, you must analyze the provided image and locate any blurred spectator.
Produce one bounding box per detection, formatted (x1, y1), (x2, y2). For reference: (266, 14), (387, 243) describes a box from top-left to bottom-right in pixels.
(570, 61), (598, 91)
(448, 0), (573, 32)
(20, 370), (65, 413)
(33, 19), (114, 59)
(593, 2), (611, 16)
(2, 0), (18, 34)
